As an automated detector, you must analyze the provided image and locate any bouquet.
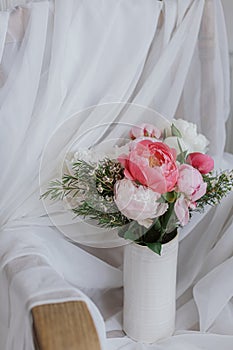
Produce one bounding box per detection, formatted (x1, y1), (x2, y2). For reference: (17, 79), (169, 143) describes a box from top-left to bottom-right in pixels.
(42, 119), (233, 254)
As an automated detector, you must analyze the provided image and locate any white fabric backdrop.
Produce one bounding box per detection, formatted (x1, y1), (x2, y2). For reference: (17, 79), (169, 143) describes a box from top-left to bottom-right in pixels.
(0, 0), (233, 349)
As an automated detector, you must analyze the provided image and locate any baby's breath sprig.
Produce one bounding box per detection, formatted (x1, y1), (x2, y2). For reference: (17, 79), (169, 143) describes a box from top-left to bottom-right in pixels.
(95, 158), (124, 199)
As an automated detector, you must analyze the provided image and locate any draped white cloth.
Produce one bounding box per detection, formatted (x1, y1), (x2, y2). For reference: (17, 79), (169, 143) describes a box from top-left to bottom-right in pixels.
(0, 0), (233, 349)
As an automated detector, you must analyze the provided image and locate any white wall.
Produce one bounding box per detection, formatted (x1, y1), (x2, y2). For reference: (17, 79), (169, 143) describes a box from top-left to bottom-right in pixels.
(222, 0), (233, 152)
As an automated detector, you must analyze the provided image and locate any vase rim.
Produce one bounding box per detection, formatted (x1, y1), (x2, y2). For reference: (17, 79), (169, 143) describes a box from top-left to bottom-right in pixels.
(130, 230), (178, 247)
(128, 232), (179, 256)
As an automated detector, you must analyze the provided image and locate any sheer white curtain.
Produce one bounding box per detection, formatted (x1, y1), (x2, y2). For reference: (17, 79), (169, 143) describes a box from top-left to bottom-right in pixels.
(0, 1), (232, 350)
(222, 0), (233, 153)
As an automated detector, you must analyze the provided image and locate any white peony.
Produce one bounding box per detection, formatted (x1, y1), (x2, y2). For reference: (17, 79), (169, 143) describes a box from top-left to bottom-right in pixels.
(114, 179), (168, 228)
(164, 119), (209, 154)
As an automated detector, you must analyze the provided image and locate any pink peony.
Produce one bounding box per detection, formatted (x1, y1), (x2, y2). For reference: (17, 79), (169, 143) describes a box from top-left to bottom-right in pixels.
(176, 164), (207, 202)
(114, 179), (168, 228)
(174, 164), (207, 226)
(118, 140), (178, 194)
(186, 152), (214, 174)
(174, 195), (190, 226)
(129, 123), (162, 140)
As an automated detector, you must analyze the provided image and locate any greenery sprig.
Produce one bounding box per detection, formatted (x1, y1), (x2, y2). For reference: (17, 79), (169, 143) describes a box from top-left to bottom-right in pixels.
(196, 170), (233, 209)
(41, 158), (128, 228)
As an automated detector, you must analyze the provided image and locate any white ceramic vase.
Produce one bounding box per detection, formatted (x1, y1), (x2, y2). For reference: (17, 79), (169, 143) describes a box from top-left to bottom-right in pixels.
(123, 234), (178, 343)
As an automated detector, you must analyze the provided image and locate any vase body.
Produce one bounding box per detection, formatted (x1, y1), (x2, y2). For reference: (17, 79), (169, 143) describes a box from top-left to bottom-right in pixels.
(123, 234), (178, 343)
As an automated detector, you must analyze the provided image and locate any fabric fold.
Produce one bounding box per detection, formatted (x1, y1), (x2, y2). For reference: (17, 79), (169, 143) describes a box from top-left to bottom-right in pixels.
(0, 0), (232, 349)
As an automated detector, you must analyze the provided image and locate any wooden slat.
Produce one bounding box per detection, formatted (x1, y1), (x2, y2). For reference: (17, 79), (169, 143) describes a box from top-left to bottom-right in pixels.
(32, 301), (102, 350)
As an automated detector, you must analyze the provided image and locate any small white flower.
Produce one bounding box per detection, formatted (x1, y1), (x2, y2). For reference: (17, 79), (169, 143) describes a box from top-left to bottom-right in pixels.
(69, 144), (130, 164)
(107, 144), (130, 160)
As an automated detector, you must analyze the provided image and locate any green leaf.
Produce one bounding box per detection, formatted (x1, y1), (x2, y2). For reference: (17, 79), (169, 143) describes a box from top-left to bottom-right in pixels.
(146, 242), (162, 255)
(118, 226), (127, 238)
(162, 191), (177, 203)
(156, 196), (166, 203)
(152, 218), (162, 231)
(176, 151), (187, 164)
(176, 139), (188, 163)
(177, 138), (184, 153)
(124, 230), (138, 241)
(171, 124), (182, 138)
(160, 202), (175, 232)
(121, 221), (143, 241)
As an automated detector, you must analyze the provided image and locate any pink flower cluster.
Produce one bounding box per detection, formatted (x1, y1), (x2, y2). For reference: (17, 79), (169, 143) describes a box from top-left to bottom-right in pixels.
(114, 123), (214, 227)
(129, 123), (161, 140)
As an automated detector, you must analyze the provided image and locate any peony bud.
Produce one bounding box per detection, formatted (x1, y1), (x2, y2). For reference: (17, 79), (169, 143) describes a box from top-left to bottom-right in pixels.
(187, 152), (214, 174)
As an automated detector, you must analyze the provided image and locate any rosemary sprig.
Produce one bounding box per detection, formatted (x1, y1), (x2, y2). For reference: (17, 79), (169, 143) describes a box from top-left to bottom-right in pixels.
(73, 201), (130, 228)
(196, 170), (233, 209)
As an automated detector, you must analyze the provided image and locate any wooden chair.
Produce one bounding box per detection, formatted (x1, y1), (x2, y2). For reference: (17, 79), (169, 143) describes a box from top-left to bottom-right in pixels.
(32, 301), (101, 350)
